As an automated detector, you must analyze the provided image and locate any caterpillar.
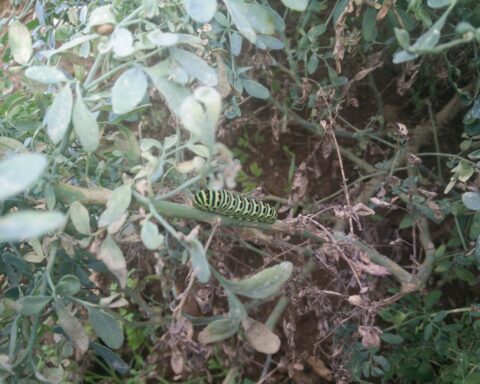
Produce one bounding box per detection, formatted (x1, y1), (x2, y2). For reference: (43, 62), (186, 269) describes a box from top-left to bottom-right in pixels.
(193, 189), (277, 224)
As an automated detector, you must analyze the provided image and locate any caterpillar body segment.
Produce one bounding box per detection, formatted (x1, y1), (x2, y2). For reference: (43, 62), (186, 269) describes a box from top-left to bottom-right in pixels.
(193, 189), (277, 224)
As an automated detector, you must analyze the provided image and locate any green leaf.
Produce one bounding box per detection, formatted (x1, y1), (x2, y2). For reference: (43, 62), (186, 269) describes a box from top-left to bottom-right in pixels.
(145, 65), (191, 116)
(409, 10), (449, 52)
(17, 296), (51, 316)
(188, 238), (211, 283)
(424, 289), (441, 310)
(73, 87), (99, 152)
(393, 49), (418, 64)
(362, 7), (378, 42)
(46, 84), (73, 144)
(463, 192), (480, 210)
(224, 0), (257, 43)
(184, 0), (217, 22)
(56, 304), (89, 356)
(0, 211), (66, 243)
(8, 21), (32, 64)
(221, 261), (293, 299)
(98, 184), (131, 227)
(69, 201), (91, 235)
(56, 275), (81, 296)
(111, 28), (134, 58)
(171, 48), (218, 86)
(281, 0), (308, 11)
(427, 0), (452, 8)
(230, 32), (242, 55)
(142, 0), (159, 18)
(88, 5), (116, 27)
(180, 86), (221, 149)
(147, 30), (179, 47)
(243, 79), (270, 99)
(98, 235), (127, 288)
(25, 66), (67, 84)
(0, 153), (47, 201)
(307, 54), (319, 74)
(227, 291), (247, 322)
(198, 318), (239, 344)
(91, 342), (130, 374)
(140, 221), (164, 250)
(380, 333), (404, 344)
(468, 149), (480, 159)
(111, 67), (148, 115)
(394, 28), (411, 49)
(236, 3), (275, 35)
(88, 307), (124, 349)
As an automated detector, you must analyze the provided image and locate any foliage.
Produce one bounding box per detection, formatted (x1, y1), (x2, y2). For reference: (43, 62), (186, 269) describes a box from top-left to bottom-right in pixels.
(1, 0), (480, 382)
(0, 0), (297, 381)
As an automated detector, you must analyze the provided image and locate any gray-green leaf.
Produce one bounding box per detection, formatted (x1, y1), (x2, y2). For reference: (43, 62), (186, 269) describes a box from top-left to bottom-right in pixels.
(98, 184), (131, 227)
(236, 3), (275, 35)
(17, 296), (52, 316)
(73, 88), (100, 152)
(198, 318), (239, 344)
(171, 48), (218, 86)
(69, 201), (91, 235)
(0, 153), (47, 201)
(88, 307), (124, 349)
(98, 235), (127, 288)
(56, 304), (89, 356)
(188, 238), (210, 283)
(281, 0), (308, 11)
(184, 0), (217, 22)
(111, 67), (148, 115)
(222, 261), (293, 299)
(25, 66), (67, 84)
(56, 275), (81, 296)
(0, 211), (66, 243)
(46, 84), (73, 144)
(140, 221), (164, 250)
(463, 192), (480, 211)
(180, 86), (221, 149)
(146, 64), (191, 116)
(243, 79), (270, 99)
(223, 0), (256, 43)
(8, 21), (32, 64)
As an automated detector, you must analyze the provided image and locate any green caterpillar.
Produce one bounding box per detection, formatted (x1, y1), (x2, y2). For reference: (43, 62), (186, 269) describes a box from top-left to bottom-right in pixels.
(193, 189), (277, 224)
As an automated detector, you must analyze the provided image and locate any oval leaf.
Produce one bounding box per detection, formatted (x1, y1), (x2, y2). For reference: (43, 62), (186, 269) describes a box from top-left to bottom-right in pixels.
(198, 318), (239, 344)
(140, 221), (164, 250)
(70, 201), (91, 235)
(56, 275), (81, 296)
(188, 238), (210, 283)
(463, 192), (480, 211)
(281, 0), (308, 11)
(56, 304), (89, 356)
(223, 261), (293, 299)
(224, 0), (256, 43)
(17, 296), (51, 316)
(0, 153), (47, 201)
(73, 88), (100, 152)
(46, 84), (73, 144)
(242, 317), (281, 354)
(236, 3), (275, 35)
(184, 0), (217, 22)
(180, 86), (221, 149)
(171, 48), (218, 86)
(98, 235), (127, 288)
(0, 211), (66, 243)
(25, 66), (67, 84)
(145, 65), (191, 116)
(243, 79), (270, 99)
(8, 21), (32, 64)
(111, 67), (148, 115)
(98, 184), (131, 227)
(88, 307), (124, 349)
